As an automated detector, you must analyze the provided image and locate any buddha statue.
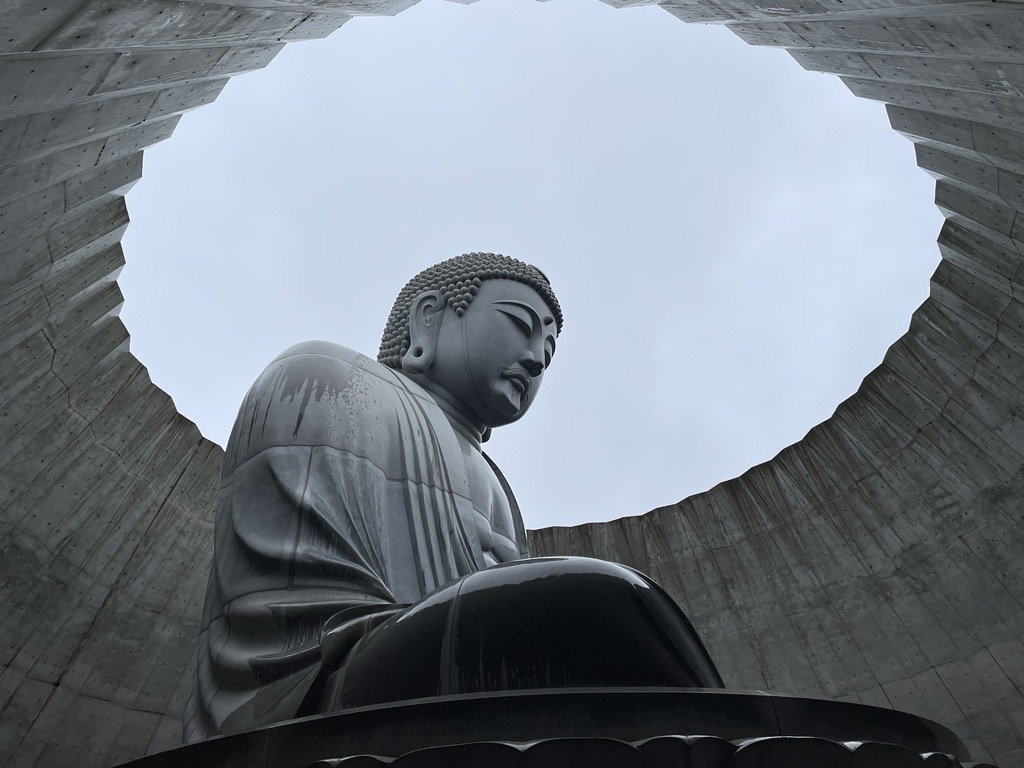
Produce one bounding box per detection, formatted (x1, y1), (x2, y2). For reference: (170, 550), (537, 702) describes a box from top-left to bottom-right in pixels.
(184, 253), (722, 744)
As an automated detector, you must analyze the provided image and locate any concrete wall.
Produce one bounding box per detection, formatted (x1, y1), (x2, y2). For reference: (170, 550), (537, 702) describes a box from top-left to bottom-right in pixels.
(1, 0), (1022, 766)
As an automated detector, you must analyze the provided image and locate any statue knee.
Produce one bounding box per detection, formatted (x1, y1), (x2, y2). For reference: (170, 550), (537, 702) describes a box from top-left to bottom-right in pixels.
(317, 557), (723, 713)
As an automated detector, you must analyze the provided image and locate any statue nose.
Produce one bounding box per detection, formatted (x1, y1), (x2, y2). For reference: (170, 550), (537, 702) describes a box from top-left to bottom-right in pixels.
(520, 355), (543, 378)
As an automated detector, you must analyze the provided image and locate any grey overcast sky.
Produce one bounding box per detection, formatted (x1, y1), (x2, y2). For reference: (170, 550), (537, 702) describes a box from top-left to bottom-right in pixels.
(118, 0), (943, 531)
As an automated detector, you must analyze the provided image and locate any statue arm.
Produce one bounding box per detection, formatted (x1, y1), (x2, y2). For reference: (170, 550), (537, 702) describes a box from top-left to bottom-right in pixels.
(189, 341), (491, 739)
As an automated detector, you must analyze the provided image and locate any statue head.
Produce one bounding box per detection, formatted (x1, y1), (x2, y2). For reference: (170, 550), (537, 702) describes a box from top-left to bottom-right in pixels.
(379, 253), (563, 431)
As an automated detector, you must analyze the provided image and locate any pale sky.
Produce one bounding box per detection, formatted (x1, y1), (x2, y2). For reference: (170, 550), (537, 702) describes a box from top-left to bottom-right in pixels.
(119, 0), (943, 530)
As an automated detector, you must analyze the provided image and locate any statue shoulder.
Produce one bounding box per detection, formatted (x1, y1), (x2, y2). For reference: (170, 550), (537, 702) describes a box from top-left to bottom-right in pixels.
(268, 340), (364, 368)
(223, 340), (409, 471)
(255, 340), (378, 403)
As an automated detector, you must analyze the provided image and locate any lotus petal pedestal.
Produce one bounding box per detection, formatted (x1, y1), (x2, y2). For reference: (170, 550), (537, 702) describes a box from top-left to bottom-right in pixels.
(117, 688), (995, 768)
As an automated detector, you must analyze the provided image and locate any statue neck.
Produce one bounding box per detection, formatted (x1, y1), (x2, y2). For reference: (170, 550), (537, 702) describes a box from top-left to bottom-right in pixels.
(402, 373), (488, 447)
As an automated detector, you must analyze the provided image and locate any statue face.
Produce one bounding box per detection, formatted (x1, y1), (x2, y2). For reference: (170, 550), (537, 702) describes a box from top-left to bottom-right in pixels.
(426, 279), (557, 429)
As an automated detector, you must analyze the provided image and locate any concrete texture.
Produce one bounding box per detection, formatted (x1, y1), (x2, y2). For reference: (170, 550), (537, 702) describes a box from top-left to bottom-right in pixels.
(1, 0), (1023, 766)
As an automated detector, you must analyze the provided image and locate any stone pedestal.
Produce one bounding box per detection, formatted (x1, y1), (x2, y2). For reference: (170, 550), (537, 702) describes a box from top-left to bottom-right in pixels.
(117, 688), (995, 768)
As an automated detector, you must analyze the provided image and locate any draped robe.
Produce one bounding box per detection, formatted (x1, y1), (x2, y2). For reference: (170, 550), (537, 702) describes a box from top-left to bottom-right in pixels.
(184, 341), (528, 742)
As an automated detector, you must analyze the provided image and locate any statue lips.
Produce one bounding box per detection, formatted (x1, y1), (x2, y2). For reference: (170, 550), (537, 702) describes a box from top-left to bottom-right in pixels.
(499, 366), (532, 403)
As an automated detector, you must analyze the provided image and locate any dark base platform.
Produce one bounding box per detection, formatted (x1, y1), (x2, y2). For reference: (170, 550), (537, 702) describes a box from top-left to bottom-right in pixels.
(120, 688), (995, 768)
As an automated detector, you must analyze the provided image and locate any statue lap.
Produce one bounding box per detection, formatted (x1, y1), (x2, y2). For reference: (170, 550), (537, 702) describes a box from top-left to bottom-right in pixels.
(314, 556), (724, 714)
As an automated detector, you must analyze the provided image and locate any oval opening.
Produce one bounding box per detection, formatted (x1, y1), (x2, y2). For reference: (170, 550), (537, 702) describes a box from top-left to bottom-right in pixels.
(120, 0), (942, 526)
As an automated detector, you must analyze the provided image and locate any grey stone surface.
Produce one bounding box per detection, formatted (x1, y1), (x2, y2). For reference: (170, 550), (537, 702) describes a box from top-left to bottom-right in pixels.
(1, 0), (1024, 766)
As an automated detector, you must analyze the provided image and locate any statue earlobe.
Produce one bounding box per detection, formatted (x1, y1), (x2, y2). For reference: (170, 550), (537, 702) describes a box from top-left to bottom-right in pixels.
(402, 344), (431, 374)
(402, 290), (445, 375)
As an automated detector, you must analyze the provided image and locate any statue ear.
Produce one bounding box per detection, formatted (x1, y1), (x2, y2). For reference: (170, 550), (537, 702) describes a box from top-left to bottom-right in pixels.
(402, 290), (445, 375)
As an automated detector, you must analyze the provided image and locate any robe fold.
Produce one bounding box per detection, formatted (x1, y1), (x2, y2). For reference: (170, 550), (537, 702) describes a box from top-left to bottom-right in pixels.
(184, 341), (527, 742)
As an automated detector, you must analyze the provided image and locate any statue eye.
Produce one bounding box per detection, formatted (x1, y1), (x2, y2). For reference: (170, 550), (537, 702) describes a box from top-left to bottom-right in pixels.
(503, 312), (531, 337)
